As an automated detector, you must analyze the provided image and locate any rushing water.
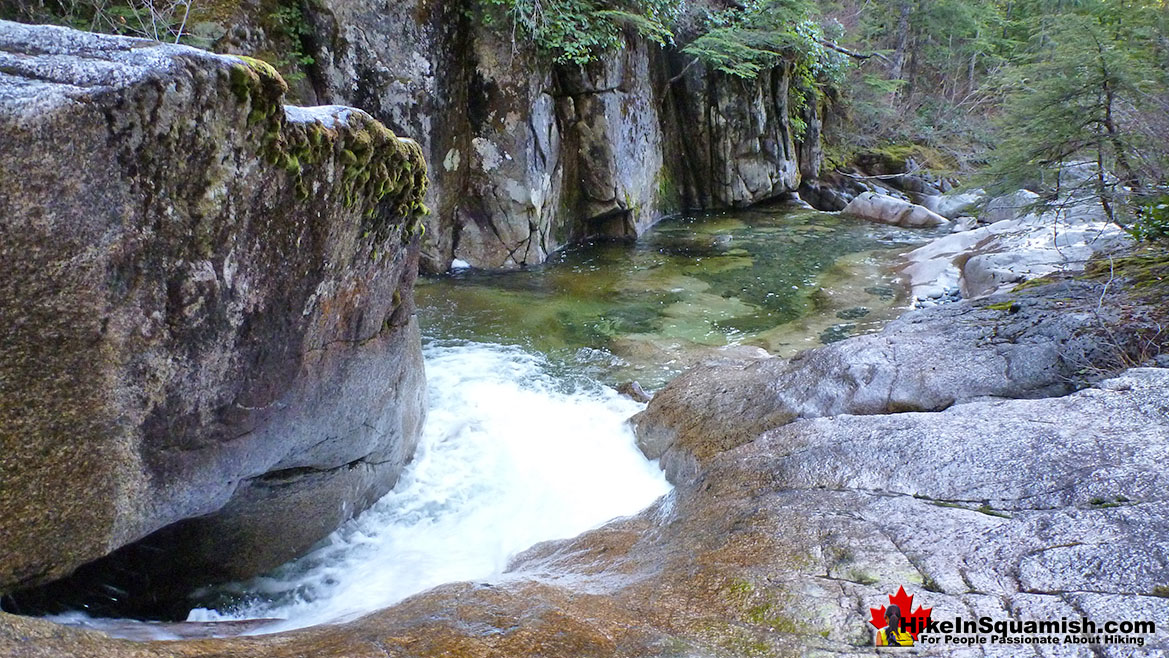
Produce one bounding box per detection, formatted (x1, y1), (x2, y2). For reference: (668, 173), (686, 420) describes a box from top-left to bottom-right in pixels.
(185, 339), (671, 632)
(63, 206), (933, 636)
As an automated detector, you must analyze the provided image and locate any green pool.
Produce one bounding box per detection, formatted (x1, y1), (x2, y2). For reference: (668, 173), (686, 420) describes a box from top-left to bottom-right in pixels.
(417, 205), (939, 390)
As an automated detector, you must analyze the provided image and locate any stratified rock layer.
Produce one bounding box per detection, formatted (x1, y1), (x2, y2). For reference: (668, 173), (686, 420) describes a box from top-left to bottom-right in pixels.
(0, 20), (427, 604)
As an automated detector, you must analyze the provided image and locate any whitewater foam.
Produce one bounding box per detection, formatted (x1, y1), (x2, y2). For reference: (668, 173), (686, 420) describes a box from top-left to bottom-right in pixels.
(187, 339), (670, 633)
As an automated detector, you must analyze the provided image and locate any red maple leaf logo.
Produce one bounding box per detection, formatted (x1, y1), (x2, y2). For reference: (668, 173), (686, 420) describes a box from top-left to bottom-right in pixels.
(868, 585), (933, 640)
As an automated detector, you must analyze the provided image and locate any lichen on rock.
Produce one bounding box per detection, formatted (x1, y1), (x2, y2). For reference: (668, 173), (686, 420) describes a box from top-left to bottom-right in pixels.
(0, 19), (428, 613)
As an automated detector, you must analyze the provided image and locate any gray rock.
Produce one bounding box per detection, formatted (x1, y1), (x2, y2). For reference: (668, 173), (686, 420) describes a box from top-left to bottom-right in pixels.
(616, 381), (652, 403)
(799, 178), (853, 211)
(982, 189), (1041, 224)
(901, 191), (1127, 300)
(632, 281), (1129, 483)
(10, 369), (1168, 655)
(843, 192), (950, 228)
(298, 0), (803, 271)
(920, 189), (984, 219)
(0, 21), (427, 602)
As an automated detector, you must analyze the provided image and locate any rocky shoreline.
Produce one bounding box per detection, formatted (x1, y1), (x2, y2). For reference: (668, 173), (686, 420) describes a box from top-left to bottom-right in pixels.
(2, 15), (1167, 658)
(3, 277), (1167, 656)
(4, 146), (1167, 655)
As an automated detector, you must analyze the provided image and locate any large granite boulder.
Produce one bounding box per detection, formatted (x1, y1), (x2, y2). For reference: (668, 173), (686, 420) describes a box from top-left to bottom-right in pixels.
(0, 20), (427, 610)
(843, 191), (949, 228)
(631, 280), (1142, 482)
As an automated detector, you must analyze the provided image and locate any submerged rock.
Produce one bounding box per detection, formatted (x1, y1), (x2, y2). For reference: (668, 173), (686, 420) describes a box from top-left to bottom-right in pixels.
(0, 21), (427, 610)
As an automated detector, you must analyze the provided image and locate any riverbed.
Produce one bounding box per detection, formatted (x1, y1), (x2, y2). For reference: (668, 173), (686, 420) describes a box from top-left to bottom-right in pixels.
(90, 206), (937, 635)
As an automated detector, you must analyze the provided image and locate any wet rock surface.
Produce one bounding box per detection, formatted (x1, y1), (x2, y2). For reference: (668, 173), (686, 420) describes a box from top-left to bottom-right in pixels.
(0, 21), (427, 609)
(3, 363), (1168, 656)
(632, 279), (1137, 482)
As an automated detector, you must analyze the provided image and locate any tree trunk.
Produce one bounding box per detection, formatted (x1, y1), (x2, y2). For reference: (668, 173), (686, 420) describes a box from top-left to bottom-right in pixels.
(889, 0), (912, 80)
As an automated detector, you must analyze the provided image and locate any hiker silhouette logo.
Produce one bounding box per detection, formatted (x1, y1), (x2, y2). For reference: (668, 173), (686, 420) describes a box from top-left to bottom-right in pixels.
(870, 586), (933, 646)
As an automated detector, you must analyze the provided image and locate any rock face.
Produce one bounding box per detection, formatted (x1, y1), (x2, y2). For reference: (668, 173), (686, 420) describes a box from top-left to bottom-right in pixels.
(0, 21), (427, 610)
(215, 0), (804, 271)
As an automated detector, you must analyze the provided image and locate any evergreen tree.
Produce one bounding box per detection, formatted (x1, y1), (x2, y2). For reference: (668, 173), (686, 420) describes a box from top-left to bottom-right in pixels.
(986, 1), (1167, 225)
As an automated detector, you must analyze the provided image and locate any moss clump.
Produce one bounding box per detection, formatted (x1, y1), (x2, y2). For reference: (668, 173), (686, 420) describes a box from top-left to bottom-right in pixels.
(846, 143), (957, 175)
(985, 300), (1018, 312)
(1090, 495), (1129, 508)
(228, 56), (287, 117)
(224, 55), (429, 243)
(656, 168), (680, 214)
(977, 504), (1011, 519)
(722, 577), (806, 635)
(1082, 248), (1169, 291)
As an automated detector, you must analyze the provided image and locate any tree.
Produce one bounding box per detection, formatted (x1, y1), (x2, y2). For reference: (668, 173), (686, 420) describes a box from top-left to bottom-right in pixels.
(985, 3), (1167, 225)
(474, 0), (678, 65)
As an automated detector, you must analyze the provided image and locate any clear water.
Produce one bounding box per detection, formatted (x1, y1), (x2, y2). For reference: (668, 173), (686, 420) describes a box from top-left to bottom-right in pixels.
(174, 206), (933, 634)
(418, 206), (935, 389)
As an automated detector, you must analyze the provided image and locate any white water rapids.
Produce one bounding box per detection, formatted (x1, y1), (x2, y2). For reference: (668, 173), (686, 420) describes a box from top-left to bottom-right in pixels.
(186, 339), (671, 633)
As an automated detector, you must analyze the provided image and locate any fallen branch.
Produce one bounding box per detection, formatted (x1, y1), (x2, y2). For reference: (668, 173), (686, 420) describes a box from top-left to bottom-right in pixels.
(815, 38), (891, 65)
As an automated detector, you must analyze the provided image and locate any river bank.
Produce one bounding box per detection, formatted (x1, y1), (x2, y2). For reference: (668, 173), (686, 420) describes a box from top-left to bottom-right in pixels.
(2, 15), (1167, 657)
(4, 175), (1167, 656)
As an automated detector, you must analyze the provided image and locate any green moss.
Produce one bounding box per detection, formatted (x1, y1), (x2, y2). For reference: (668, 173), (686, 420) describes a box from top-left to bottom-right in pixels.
(1082, 248), (1169, 290)
(225, 55), (428, 243)
(726, 578), (754, 598)
(849, 143), (957, 175)
(985, 300), (1018, 312)
(843, 569), (878, 586)
(656, 168), (680, 214)
(977, 504), (1011, 519)
(228, 64), (253, 104)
